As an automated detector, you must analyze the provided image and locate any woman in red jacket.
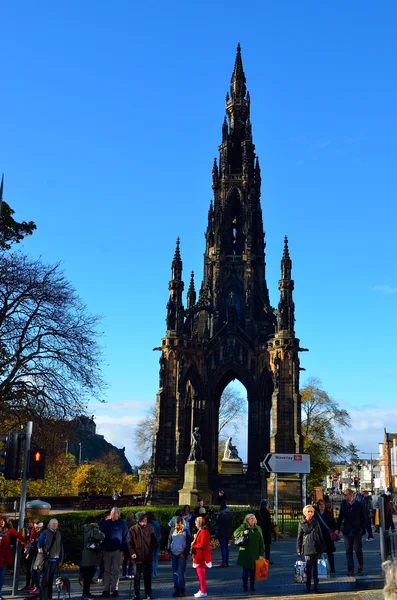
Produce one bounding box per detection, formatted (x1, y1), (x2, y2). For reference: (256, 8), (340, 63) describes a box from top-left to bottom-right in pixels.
(191, 516), (212, 598)
(0, 515), (26, 595)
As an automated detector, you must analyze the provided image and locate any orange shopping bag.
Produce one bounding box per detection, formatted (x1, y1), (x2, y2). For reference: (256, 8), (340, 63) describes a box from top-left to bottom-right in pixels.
(255, 557), (269, 580)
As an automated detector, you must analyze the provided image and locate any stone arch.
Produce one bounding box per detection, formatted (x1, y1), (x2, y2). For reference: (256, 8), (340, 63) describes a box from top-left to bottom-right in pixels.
(205, 360), (256, 474)
(178, 363), (204, 465)
(224, 187), (245, 254)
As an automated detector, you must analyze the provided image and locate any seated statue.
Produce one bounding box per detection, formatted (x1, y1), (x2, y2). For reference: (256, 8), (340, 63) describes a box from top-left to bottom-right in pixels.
(223, 436), (240, 460)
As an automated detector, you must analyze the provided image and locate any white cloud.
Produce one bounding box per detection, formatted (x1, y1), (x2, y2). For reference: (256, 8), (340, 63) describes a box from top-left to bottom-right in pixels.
(341, 405), (397, 454)
(370, 285), (397, 294)
(95, 415), (145, 467)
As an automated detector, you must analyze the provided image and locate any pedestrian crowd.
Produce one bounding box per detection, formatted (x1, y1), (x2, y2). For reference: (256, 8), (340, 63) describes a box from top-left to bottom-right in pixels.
(0, 488), (395, 600)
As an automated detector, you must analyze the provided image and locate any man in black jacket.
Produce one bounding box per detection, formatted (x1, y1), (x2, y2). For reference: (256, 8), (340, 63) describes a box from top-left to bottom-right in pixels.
(216, 506), (233, 567)
(335, 488), (366, 576)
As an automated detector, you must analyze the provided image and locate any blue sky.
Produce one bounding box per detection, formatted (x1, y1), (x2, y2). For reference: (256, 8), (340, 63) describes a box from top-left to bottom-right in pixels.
(1, 1), (396, 466)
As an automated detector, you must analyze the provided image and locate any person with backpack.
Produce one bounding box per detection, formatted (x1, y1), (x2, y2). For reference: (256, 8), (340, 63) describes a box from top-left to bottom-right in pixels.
(80, 516), (105, 600)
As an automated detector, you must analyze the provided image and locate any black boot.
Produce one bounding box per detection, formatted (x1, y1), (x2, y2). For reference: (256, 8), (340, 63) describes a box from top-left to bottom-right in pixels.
(242, 577), (248, 592)
(250, 576), (256, 591)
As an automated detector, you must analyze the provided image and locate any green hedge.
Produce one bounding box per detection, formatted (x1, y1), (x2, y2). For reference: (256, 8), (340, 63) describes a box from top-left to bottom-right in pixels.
(40, 505), (255, 564)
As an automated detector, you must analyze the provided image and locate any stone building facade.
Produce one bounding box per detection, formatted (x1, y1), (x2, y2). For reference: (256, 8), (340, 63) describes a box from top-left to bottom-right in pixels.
(150, 46), (306, 503)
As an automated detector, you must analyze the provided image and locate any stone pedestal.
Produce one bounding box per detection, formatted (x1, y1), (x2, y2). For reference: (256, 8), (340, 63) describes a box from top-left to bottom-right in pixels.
(267, 473), (302, 503)
(179, 461), (212, 505)
(220, 458), (244, 475)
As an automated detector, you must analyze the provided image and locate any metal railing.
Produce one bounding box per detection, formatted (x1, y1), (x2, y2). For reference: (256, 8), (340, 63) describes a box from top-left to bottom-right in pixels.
(271, 502), (302, 535)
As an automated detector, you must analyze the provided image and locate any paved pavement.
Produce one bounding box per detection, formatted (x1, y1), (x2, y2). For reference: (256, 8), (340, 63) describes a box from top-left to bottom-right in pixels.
(2, 534), (386, 599)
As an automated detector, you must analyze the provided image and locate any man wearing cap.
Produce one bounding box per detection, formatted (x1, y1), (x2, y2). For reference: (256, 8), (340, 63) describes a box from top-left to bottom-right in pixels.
(128, 511), (158, 600)
(100, 507), (129, 597)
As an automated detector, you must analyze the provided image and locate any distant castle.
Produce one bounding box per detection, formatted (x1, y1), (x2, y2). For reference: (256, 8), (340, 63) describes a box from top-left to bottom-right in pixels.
(69, 415), (132, 474)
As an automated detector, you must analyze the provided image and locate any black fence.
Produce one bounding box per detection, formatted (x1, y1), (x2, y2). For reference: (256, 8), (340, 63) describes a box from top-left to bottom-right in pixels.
(271, 502), (302, 536)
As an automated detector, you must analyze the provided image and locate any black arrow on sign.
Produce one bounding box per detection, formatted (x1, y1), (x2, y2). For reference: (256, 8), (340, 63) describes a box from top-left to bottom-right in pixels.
(263, 453), (273, 472)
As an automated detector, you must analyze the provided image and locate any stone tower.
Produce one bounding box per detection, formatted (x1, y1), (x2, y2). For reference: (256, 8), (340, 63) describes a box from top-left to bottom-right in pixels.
(151, 45), (304, 503)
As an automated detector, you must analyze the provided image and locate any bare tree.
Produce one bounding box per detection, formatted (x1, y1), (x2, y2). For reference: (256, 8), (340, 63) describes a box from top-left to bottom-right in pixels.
(218, 384), (246, 438)
(133, 404), (156, 461)
(0, 251), (106, 419)
(133, 383), (246, 461)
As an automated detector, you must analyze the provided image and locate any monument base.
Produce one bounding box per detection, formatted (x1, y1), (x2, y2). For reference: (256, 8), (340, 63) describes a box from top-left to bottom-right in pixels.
(267, 473), (302, 503)
(179, 461), (212, 505)
(220, 458), (244, 475)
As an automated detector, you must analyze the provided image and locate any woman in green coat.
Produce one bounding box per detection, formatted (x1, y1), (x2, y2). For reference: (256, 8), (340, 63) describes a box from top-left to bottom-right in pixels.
(234, 513), (265, 592)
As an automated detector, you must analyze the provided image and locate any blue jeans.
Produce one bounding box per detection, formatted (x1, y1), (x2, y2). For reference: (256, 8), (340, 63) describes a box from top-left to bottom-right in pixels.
(152, 543), (160, 576)
(218, 536), (229, 565)
(171, 553), (186, 589)
(0, 565), (6, 592)
(242, 567), (254, 578)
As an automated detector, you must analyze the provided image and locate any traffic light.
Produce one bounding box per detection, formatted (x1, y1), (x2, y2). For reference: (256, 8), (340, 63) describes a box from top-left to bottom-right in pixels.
(29, 447), (46, 479)
(354, 477), (359, 488)
(0, 431), (22, 479)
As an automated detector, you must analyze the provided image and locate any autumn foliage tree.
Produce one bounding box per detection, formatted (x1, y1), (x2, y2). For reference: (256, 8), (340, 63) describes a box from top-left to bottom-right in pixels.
(301, 377), (359, 490)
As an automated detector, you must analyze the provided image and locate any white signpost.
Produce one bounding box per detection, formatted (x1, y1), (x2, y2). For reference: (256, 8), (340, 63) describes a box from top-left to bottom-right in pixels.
(262, 453), (311, 474)
(262, 453), (311, 535)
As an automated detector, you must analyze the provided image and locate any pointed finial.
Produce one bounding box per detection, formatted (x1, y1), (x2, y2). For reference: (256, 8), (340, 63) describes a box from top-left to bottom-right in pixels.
(281, 235), (292, 280)
(174, 237), (181, 261)
(189, 270), (195, 292)
(283, 235), (290, 260)
(222, 115), (228, 140)
(230, 43), (246, 101)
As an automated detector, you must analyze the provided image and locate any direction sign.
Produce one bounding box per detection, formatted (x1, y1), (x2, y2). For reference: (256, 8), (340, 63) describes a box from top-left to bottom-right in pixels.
(262, 453), (310, 474)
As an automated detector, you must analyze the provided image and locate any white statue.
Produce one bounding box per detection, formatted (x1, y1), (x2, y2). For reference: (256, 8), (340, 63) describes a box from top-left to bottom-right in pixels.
(223, 436), (239, 460)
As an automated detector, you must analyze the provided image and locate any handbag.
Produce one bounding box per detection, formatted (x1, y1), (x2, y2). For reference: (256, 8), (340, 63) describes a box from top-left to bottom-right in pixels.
(85, 536), (102, 552)
(33, 552), (45, 571)
(317, 553), (330, 579)
(317, 512), (340, 542)
(294, 559), (307, 583)
(329, 530), (340, 542)
(24, 540), (38, 560)
(255, 557), (269, 580)
(234, 533), (249, 547)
